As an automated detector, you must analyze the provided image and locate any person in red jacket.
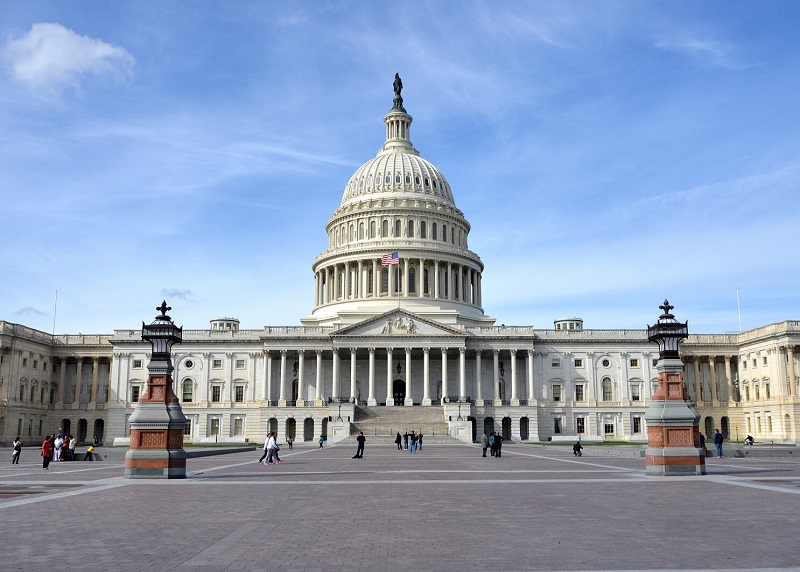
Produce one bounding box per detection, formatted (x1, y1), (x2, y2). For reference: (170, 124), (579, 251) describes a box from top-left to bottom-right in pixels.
(41, 436), (53, 470)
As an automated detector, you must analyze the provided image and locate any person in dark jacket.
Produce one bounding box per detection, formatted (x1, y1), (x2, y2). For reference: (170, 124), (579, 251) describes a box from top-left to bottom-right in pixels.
(395, 432), (402, 451)
(573, 441), (583, 456)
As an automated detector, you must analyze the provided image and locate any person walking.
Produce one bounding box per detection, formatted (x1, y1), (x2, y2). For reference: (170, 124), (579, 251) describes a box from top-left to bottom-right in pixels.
(713, 429), (724, 458)
(417, 432), (423, 450)
(41, 436), (52, 470)
(403, 431), (409, 450)
(258, 434), (270, 464)
(318, 435), (325, 449)
(83, 444), (95, 461)
(573, 441), (583, 457)
(395, 432), (402, 451)
(409, 431), (416, 454)
(494, 433), (503, 458)
(287, 436), (293, 450)
(53, 434), (64, 462)
(489, 432), (496, 456)
(266, 432), (282, 464)
(480, 432), (489, 457)
(11, 437), (22, 465)
(62, 435), (70, 461)
(353, 432), (366, 459)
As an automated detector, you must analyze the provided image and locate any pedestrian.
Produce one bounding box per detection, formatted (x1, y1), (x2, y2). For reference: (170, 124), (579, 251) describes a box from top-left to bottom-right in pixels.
(93, 435), (99, 447)
(573, 441), (583, 457)
(489, 432), (496, 456)
(395, 432), (402, 451)
(12, 437), (22, 464)
(417, 432), (423, 450)
(41, 436), (52, 469)
(83, 444), (95, 461)
(480, 432), (489, 457)
(495, 433), (503, 458)
(258, 434), (270, 463)
(318, 435), (325, 449)
(353, 431), (366, 458)
(409, 431), (416, 454)
(53, 434), (64, 462)
(713, 428), (724, 458)
(266, 432), (282, 464)
(62, 435), (71, 461)
(68, 435), (77, 461)
(287, 435), (293, 450)
(699, 433), (709, 457)
(403, 431), (409, 450)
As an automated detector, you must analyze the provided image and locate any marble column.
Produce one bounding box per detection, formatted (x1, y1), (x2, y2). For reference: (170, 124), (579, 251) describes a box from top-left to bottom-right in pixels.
(441, 348), (448, 402)
(403, 259), (409, 297)
(434, 261), (440, 299)
(89, 357), (100, 404)
(278, 350), (287, 406)
(422, 348), (431, 406)
(75, 359), (84, 404)
(510, 350), (519, 405)
(527, 350), (534, 403)
(386, 349), (394, 406)
(265, 351), (272, 402)
(315, 350), (323, 405)
(404, 348), (413, 405)
(474, 351), (483, 405)
(58, 359), (66, 405)
(349, 348), (358, 403)
(788, 346), (797, 397)
(368, 348), (377, 406)
(459, 347), (466, 398)
(332, 350), (340, 400)
(493, 350), (500, 405)
(693, 358), (703, 404)
(708, 356), (718, 402)
(297, 350), (305, 405)
(724, 355), (733, 402)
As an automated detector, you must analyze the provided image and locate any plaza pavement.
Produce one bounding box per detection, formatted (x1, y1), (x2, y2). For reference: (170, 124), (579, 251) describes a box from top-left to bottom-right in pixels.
(2, 442), (800, 572)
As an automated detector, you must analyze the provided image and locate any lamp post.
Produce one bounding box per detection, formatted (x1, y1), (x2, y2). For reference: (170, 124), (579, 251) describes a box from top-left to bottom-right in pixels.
(124, 301), (187, 479)
(644, 300), (706, 476)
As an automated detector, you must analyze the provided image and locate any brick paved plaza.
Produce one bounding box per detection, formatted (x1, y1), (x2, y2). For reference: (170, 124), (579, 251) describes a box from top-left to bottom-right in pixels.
(2, 442), (800, 571)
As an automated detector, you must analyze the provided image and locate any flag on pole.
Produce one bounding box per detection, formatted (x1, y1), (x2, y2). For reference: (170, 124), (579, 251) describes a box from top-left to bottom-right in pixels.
(381, 252), (399, 266)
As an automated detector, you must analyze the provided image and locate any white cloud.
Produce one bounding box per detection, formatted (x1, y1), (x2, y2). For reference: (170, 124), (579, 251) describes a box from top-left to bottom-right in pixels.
(2, 22), (134, 94)
(15, 306), (45, 318)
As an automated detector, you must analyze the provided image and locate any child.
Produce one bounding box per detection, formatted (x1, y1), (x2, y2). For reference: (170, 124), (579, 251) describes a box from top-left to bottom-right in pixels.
(83, 444), (95, 461)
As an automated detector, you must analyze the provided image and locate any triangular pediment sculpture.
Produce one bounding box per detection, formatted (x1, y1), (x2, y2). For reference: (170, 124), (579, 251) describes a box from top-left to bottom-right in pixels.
(333, 310), (466, 338)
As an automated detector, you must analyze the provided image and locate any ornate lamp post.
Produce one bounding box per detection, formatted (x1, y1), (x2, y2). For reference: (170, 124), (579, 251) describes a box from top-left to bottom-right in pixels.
(644, 300), (706, 476)
(124, 301), (187, 479)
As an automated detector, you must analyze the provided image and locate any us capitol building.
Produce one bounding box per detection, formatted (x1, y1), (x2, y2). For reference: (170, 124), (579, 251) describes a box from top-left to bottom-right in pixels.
(2, 80), (799, 447)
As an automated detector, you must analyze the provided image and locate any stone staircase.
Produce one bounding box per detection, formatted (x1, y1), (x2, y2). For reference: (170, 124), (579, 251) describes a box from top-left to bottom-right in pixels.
(350, 405), (453, 442)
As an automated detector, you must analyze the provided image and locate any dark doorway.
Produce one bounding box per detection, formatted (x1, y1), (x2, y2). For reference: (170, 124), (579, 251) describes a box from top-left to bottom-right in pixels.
(484, 416), (494, 436)
(93, 419), (105, 444)
(78, 419), (88, 443)
(502, 417), (512, 441)
(721, 416), (730, 439)
(321, 418), (328, 439)
(303, 418), (314, 441)
(393, 380), (406, 406)
(268, 417), (278, 434)
(468, 416), (476, 443)
(61, 418), (71, 437)
(520, 417), (529, 441)
(285, 418), (296, 441)
(704, 416), (715, 441)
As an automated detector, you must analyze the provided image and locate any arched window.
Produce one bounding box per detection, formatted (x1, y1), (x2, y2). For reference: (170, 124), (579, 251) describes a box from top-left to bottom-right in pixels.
(382, 219), (388, 237)
(41, 386), (46, 403)
(405, 174), (411, 184)
(420, 221), (427, 238)
(442, 224), (447, 241)
(395, 174), (401, 184)
(395, 219), (401, 237)
(359, 222), (365, 240)
(423, 269), (429, 295)
(407, 220), (414, 238)
(431, 222), (437, 240)
(349, 224), (355, 242)
(30, 385), (36, 402)
(182, 380), (193, 403)
(601, 378), (613, 401)
(409, 267), (416, 293)
(451, 227), (455, 243)
(381, 268), (389, 293)
(370, 221), (376, 238)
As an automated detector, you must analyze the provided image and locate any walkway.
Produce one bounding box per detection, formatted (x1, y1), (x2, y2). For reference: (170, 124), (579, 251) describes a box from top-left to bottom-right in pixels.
(1, 443), (799, 571)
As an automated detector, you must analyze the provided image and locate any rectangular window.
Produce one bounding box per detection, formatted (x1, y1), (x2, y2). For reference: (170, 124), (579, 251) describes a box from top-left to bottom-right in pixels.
(576, 417), (585, 434)
(184, 419), (192, 437)
(33, 360), (38, 369)
(22, 358), (28, 367)
(131, 385), (140, 403)
(604, 422), (614, 435)
(552, 385), (562, 402)
(763, 356), (768, 366)
(233, 417), (244, 436)
(573, 359), (583, 368)
(551, 359), (561, 368)
(765, 384), (771, 399)
(553, 418), (562, 434)
(38, 419), (43, 435)
(629, 358), (639, 368)
(575, 385), (585, 401)
(211, 386), (221, 403)
(42, 363), (47, 372)
(212, 359), (223, 369)
(753, 358), (757, 368)
(742, 360), (747, 370)
(235, 359), (245, 369)
(210, 418), (220, 436)
(234, 385), (244, 403)
(132, 359), (142, 369)
(182, 384), (192, 403)
(633, 417), (642, 433)
(631, 384), (641, 401)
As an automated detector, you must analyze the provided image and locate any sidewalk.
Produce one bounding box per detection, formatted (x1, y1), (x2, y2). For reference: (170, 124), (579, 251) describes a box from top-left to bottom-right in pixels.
(1, 441), (799, 571)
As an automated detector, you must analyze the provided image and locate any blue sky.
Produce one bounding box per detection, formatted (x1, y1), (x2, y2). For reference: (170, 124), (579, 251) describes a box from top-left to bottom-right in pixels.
(1, 2), (798, 334)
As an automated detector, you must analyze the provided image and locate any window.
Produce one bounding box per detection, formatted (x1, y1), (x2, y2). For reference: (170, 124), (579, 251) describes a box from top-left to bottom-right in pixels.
(184, 359), (194, 369)
(182, 380), (193, 403)
(212, 359), (223, 369)
(210, 418), (220, 437)
(575, 385), (585, 401)
(551, 359), (561, 368)
(211, 386), (222, 403)
(629, 358), (639, 368)
(765, 384), (771, 399)
(631, 384), (641, 401)
(602, 378), (613, 401)
(602, 359), (610, 368)
(553, 418), (562, 434)
(33, 360), (38, 369)
(742, 360), (747, 370)
(763, 356), (768, 366)
(420, 221), (427, 238)
(574, 359), (583, 368)
(442, 225), (447, 241)
(752, 358), (757, 368)
(754, 385), (760, 400)
(235, 359), (245, 369)
(234, 385), (245, 403)
(395, 219), (401, 237)
(576, 417), (585, 434)
(407, 220), (414, 237)
(43, 363), (47, 372)
(132, 360), (142, 369)
(22, 358), (28, 367)
(633, 417), (642, 433)
(131, 385), (141, 403)
(552, 384), (562, 402)
(744, 385), (750, 401)
(233, 417), (244, 436)
(184, 418), (192, 437)
(604, 421), (615, 435)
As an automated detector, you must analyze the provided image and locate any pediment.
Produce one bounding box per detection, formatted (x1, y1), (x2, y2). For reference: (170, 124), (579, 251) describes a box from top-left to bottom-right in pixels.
(333, 310), (466, 338)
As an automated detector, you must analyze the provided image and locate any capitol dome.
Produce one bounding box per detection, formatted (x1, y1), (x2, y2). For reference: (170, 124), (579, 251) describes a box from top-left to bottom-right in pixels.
(303, 77), (494, 328)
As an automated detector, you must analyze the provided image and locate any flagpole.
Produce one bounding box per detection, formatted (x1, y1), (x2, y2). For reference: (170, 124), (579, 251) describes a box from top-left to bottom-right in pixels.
(397, 254), (401, 309)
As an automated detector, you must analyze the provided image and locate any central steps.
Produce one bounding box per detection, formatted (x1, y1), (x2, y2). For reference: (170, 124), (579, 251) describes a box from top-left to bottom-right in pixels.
(351, 405), (451, 438)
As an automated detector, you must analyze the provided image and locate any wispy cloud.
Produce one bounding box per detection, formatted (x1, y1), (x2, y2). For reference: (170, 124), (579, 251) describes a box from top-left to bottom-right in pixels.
(2, 22), (134, 95)
(161, 288), (196, 302)
(654, 33), (753, 69)
(15, 306), (45, 318)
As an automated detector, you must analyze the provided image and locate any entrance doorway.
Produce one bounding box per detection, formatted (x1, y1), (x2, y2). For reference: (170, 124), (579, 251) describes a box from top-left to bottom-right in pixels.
(303, 418), (314, 442)
(704, 416), (715, 441)
(285, 418), (296, 441)
(502, 417), (511, 441)
(93, 419), (105, 444)
(393, 380), (406, 406)
(78, 419), (88, 442)
(484, 416), (495, 436)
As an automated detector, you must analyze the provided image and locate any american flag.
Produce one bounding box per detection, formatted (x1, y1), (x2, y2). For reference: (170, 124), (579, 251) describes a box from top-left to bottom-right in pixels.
(381, 252), (399, 266)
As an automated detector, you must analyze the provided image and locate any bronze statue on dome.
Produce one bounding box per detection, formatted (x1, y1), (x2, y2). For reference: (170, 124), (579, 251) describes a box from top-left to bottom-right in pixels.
(393, 73), (403, 96)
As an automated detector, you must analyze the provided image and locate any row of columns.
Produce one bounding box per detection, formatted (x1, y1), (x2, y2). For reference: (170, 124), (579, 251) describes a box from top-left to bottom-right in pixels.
(314, 257), (482, 308)
(53, 357), (104, 406)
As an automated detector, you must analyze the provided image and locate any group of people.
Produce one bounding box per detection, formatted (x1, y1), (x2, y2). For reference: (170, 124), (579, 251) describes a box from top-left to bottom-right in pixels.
(37, 434), (95, 468)
(258, 432), (283, 465)
(394, 431), (423, 453)
(479, 432), (503, 457)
